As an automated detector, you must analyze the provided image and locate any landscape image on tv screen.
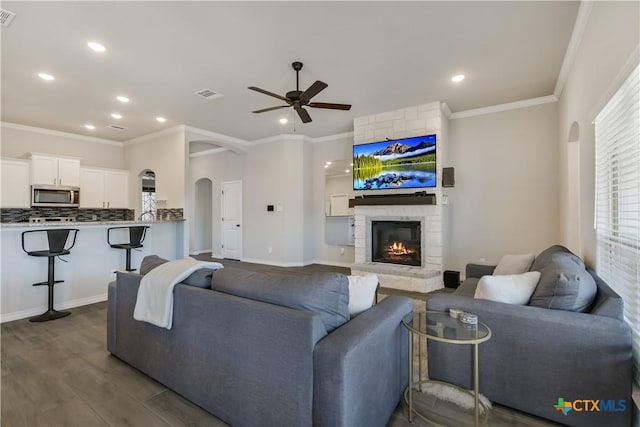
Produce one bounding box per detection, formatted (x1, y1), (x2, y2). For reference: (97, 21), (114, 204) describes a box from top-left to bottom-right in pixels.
(353, 134), (436, 190)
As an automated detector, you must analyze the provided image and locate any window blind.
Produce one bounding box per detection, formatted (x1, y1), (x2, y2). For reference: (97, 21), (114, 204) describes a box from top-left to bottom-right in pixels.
(595, 64), (639, 383)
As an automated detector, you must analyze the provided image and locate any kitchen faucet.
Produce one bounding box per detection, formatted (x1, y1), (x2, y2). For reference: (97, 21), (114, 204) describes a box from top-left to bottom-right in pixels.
(138, 210), (155, 221)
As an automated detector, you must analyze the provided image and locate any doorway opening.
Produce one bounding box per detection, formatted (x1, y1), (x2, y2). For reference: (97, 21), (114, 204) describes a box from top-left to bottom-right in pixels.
(193, 178), (213, 254)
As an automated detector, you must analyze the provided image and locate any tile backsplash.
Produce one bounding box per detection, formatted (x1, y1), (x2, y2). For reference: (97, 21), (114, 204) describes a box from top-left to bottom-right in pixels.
(156, 208), (184, 221)
(1, 208), (135, 223)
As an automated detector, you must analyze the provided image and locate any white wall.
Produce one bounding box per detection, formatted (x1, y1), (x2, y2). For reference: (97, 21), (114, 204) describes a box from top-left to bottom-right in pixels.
(124, 128), (187, 217)
(1, 123), (124, 169)
(302, 142), (315, 262)
(243, 139), (307, 265)
(189, 139), (309, 266)
(558, 1), (639, 267)
(312, 136), (356, 266)
(447, 102), (560, 272)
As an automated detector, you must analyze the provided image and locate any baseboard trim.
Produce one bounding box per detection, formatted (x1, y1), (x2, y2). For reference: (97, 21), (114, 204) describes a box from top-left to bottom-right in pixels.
(211, 253), (223, 259)
(189, 249), (213, 255)
(240, 257), (315, 268)
(311, 260), (353, 268)
(1, 293), (108, 323)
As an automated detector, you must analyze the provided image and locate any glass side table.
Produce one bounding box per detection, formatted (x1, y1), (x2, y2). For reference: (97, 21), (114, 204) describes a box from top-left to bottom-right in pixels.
(402, 311), (492, 426)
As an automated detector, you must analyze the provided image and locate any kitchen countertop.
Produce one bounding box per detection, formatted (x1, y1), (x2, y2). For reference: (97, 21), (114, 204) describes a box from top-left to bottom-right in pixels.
(0, 219), (186, 229)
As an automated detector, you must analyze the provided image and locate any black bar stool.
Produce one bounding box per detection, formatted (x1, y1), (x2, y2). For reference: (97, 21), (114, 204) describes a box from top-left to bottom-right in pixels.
(21, 228), (79, 322)
(107, 226), (149, 272)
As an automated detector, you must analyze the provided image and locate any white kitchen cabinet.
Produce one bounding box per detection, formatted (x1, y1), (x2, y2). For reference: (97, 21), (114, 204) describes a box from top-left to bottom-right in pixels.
(1, 159), (30, 208)
(80, 167), (129, 208)
(30, 154), (80, 187)
(105, 170), (129, 208)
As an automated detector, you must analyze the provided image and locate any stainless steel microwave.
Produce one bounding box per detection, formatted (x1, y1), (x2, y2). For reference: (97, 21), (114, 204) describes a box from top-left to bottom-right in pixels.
(31, 185), (80, 207)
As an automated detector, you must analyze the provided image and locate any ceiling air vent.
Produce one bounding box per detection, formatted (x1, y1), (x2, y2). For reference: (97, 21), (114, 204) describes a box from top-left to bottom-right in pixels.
(194, 89), (223, 100)
(1, 9), (16, 27)
(106, 124), (127, 131)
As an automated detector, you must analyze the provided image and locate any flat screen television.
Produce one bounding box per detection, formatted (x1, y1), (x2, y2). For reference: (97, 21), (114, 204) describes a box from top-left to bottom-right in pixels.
(353, 134), (436, 190)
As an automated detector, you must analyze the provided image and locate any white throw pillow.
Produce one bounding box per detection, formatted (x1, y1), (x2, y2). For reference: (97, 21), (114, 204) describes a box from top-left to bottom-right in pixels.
(474, 271), (541, 305)
(348, 274), (379, 316)
(493, 253), (535, 275)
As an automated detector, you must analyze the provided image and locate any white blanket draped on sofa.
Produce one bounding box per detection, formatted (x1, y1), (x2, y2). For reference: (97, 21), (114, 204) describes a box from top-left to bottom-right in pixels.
(133, 257), (223, 329)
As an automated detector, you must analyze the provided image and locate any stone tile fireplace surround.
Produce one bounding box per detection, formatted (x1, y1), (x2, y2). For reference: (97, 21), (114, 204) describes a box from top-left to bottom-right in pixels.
(351, 205), (443, 293)
(349, 101), (447, 294)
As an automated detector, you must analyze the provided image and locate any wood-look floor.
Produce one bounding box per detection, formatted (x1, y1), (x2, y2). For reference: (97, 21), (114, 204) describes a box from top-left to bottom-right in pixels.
(1, 257), (558, 427)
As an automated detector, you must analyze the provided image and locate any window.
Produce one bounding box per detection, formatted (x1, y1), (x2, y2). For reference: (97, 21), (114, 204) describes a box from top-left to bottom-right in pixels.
(595, 64), (639, 382)
(141, 170), (156, 218)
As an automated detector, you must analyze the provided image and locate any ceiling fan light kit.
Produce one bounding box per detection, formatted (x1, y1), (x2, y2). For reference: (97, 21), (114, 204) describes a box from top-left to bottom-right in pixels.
(249, 61), (351, 124)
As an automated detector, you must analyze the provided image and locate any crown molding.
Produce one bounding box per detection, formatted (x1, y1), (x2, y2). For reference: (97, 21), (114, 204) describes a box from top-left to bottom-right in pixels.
(123, 125), (186, 146)
(249, 133), (312, 146)
(554, 1), (594, 99)
(310, 131), (354, 143)
(441, 103), (453, 119)
(589, 44), (639, 121)
(1, 121), (123, 147)
(189, 147), (229, 158)
(449, 95), (558, 120)
(184, 125), (250, 147)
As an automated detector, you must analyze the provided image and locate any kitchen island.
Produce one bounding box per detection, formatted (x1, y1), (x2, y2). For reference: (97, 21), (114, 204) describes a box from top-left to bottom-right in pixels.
(1, 219), (185, 322)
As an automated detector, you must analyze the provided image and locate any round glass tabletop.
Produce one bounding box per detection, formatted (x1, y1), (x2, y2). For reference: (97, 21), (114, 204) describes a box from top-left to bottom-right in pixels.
(402, 310), (491, 344)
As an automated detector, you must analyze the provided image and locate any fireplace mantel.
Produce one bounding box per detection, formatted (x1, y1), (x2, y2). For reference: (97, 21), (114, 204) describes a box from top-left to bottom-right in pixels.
(349, 193), (436, 207)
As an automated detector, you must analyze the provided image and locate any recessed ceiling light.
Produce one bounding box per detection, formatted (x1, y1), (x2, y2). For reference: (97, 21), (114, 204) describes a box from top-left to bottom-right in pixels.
(156, 116), (167, 123)
(326, 161), (332, 165)
(451, 74), (465, 83)
(38, 72), (55, 81)
(279, 117), (288, 124)
(87, 41), (106, 52)
(116, 95), (129, 103)
(350, 163), (354, 166)
(84, 124), (95, 130)
(345, 169), (350, 173)
(324, 165), (329, 169)
(111, 113), (122, 119)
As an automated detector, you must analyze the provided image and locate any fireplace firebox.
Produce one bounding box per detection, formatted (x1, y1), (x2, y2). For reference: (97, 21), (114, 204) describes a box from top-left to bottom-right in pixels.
(371, 220), (422, 267)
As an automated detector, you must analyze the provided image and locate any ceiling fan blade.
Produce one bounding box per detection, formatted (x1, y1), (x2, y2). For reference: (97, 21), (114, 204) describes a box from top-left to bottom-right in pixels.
(252, 105), (289, 113)
(294, 105), (312, 123)
(248, 86), (289, 102)
(299, 80), (328, 103)
(308, 102), (352, 111)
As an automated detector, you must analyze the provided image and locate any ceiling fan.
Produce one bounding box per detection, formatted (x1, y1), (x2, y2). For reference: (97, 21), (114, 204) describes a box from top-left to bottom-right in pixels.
(248, 61), (351, 123)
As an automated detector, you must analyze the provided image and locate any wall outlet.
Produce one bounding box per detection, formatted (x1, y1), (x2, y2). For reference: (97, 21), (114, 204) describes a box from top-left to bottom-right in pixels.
(267, 246), (272, 255)
(479, 258), (486, 263)
(110, 270), (117, 279)
(339, 248), (345, 255)
(276, 205), (283, 212)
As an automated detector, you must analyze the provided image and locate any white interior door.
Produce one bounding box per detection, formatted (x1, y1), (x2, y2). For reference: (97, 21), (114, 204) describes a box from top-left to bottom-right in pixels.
(221, 181), (242, 260)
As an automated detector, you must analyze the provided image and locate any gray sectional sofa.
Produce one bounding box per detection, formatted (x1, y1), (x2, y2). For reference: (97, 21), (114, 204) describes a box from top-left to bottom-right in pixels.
(107, 266), (413, 427)
(426, 245), (633, 426)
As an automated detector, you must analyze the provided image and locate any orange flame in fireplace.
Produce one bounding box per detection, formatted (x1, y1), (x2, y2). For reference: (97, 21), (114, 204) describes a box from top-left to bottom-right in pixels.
(387, 241), (415, 256)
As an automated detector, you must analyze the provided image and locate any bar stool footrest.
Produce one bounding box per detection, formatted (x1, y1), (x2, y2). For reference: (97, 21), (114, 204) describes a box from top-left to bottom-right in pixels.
(32, 280), (64, 287)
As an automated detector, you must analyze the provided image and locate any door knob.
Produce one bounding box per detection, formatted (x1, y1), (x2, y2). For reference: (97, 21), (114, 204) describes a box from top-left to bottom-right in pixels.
(236, 224), (240, 227)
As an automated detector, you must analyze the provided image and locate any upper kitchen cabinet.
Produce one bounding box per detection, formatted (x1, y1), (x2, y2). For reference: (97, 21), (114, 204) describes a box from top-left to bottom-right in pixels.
(1, 158), (30, 208)
(80, 167), (129, 208)
(30, 154), (80, 187)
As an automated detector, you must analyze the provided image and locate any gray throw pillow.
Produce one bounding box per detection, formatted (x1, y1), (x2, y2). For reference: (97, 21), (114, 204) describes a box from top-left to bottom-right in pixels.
(211, 267), (350, 333)
(528, 246), (596, 312)
(139, 255), (214, 289)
